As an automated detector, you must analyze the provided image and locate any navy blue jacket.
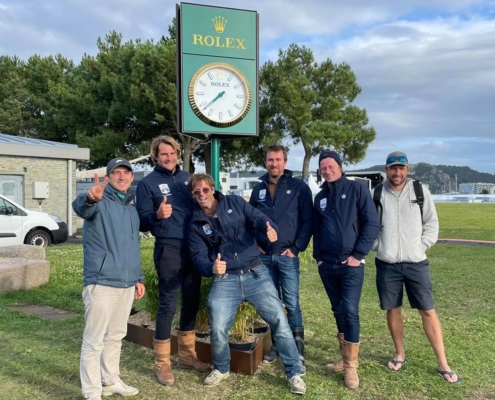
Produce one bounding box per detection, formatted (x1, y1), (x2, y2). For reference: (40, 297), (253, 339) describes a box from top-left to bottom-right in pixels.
(249, 170), (313, 255)
(135, 165), (195, 243)
(72, 184), (143, 288)
(313, 175), (380, 263)
(188, 193), (279, 277)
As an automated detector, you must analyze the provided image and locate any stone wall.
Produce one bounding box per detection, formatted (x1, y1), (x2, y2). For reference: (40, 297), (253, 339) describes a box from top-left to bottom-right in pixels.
(0, 155), (81, 233)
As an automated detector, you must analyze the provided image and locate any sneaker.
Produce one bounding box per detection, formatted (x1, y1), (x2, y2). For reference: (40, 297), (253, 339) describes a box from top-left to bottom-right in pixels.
(289, 374), (307, 395)
(102, 378), (139, 397)
(204, 369), (230, 387)
(263, 346), (279, 363)
(85, 397), (102, 400)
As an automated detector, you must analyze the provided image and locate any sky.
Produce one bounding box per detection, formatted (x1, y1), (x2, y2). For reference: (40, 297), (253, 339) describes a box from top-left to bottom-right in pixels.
(1, 0), (494, 174)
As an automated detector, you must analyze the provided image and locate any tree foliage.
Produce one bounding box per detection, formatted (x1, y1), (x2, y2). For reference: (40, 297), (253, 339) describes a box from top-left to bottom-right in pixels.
(1, 35), (375, 175)
(259, 44), (376, 178)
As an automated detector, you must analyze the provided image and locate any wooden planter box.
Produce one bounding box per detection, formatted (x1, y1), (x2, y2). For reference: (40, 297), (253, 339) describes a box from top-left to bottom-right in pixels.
(125, 323), (272, 376)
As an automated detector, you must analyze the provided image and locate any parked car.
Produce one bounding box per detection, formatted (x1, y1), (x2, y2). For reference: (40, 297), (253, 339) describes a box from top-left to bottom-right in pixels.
(0, 194), (68, 247)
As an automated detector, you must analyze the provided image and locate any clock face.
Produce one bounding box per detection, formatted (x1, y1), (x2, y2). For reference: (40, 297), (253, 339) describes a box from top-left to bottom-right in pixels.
(188, 62), (252, 128)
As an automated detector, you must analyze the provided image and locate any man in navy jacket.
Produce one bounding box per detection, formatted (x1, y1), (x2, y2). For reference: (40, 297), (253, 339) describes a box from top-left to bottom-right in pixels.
(188, 173), (307, 395)
(73, 158), (145, 400)
(249, 144), (313, 366)
(313, 149), (380, 390)
(135, 136), (210, 386)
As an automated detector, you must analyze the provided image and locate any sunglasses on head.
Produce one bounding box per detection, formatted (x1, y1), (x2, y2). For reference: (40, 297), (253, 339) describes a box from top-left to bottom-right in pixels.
(387, 156), (407, 164)
(192, 187), (212, 197)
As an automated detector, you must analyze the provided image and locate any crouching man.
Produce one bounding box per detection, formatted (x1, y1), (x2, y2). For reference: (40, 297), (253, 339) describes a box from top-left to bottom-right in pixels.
(187, 173), (307, 395)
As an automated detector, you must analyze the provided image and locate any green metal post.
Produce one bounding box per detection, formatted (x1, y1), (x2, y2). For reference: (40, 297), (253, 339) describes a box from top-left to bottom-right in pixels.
(211, 136), (220, 190)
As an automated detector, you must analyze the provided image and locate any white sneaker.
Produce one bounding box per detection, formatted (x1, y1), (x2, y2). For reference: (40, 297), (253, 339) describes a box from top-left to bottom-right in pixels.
(289, 374), (307, 395)
(204, 369), (230, 387)
(102, 378), (139, 397)
(85, 397), (102, 400)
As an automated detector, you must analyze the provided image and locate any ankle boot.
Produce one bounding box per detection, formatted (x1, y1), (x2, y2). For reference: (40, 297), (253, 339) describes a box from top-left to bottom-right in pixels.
(177, 330), (211, 372)
(325, 333), (344, 373)
(154, 338), (175, 386)
(343, 340), (360, 389)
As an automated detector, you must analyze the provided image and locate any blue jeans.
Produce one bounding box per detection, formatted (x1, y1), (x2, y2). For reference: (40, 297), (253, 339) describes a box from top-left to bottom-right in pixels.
(207, 266), (303, 378)
(318, 262), (364, 343)
(260, 254), (303, 328)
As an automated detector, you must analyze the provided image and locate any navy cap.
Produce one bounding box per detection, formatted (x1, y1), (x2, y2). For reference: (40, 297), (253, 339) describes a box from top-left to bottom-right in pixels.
(318, 149), (342, 166)
(106, 158), (133, 175)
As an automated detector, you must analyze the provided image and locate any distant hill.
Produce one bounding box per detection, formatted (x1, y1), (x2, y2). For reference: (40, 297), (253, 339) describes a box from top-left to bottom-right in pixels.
(351, 163), (495, 193)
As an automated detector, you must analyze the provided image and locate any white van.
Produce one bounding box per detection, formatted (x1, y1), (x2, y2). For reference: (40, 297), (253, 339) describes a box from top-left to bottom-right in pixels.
(0, 194), (68, 247)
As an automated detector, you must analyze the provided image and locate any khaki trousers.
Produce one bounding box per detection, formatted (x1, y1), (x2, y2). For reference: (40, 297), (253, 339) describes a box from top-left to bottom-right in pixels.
(80, 284), (134, 398)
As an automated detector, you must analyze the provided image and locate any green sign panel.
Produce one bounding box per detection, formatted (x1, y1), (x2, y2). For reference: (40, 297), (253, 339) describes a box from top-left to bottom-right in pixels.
(177, 3), (259, 138)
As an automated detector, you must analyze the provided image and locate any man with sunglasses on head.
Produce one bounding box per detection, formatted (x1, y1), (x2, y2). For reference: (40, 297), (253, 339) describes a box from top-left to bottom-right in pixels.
(187, 173), (307, 395)
(249, 144), (313, 368)
(372, 151), (461, 383)
(136, 136), (210, 387)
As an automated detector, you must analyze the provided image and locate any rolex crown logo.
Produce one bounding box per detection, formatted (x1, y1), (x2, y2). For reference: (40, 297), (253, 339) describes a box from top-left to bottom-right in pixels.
(212, 16), (227, 33)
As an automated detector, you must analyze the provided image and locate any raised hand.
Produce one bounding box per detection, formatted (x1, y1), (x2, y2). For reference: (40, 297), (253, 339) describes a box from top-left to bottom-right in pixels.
(157, 196), (173, 220)
(87, 173), (109, 203)
(212, 253), (227, 275)
(266, 221), (278, 243)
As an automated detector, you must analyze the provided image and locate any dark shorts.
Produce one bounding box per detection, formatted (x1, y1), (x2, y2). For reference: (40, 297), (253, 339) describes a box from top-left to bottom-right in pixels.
(375, 258), (435, 311)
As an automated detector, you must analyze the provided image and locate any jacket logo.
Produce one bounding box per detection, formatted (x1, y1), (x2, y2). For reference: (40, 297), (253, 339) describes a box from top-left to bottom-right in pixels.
(320, 198), (327, 210)
(342, 194), (346, 199)
(202, 224), (213, 235)
(287, 190), (291, 194)
(228, 209), (232, 213)
(185, 181), (188, 185)
(159, 184), (170, 195)
(259, 189), (266, 200)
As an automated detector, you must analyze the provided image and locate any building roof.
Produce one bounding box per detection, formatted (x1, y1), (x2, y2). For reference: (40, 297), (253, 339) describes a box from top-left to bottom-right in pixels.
(0, 133), (89, 160)
(0, 133), (78, 148)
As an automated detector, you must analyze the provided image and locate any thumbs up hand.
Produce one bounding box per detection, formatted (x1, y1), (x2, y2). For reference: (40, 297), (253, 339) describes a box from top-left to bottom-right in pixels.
(266, 221), (278, 243)
(213, 253), (227, 275)
(157, 196), (173, 220)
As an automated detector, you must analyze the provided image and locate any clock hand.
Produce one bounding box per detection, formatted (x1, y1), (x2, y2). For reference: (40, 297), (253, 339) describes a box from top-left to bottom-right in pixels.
(203, 91), (225, 110)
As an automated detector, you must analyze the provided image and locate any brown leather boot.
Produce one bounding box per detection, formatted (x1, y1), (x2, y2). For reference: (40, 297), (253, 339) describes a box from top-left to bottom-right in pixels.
(325, 333), (345, 373)
(343, 340), (360, 389)
(177, 330), (211, 372)
(154, 338), (175, 385)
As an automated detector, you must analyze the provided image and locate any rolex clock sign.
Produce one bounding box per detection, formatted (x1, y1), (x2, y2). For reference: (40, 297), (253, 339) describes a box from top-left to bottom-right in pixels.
(177, 3), (259, 138)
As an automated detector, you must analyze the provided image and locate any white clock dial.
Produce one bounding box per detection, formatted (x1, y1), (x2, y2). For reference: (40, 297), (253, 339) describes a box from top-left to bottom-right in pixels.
(189, 62), (252, 127)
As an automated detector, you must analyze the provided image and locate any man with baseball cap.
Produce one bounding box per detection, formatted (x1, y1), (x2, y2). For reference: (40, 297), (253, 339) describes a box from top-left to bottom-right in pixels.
(372, 151), (461, 383)
(73, 157), (145, 399)
(313, 149), (380, 389)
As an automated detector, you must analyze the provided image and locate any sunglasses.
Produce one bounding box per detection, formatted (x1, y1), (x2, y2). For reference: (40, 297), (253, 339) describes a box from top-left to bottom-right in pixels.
(192, 187), (212, 197)
(387, 156), (407, 164)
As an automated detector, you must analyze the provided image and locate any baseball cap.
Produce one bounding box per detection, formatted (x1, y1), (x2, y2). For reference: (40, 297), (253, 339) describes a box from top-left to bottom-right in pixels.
(106, 158), (133, 175)
(385, 151), (408, 167)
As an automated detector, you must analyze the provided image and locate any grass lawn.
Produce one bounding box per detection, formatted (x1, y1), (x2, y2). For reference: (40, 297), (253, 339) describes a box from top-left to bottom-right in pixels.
(0, 204), (494, 399)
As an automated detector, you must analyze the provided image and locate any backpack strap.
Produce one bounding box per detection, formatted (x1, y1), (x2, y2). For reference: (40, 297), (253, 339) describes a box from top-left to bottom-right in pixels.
(412, 180), (424, 223)
(373, 183), (384, 230)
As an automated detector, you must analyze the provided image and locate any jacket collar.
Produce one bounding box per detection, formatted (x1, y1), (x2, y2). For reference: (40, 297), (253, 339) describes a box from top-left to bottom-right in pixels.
(259, 169), (293, 184)
(321, 173), (346, 194)
(154, 164), (181, 176)
(104, 183), (134, 204)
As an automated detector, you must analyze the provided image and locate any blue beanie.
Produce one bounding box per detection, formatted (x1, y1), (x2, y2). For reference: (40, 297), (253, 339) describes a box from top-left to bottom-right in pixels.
(318, 149), (342, 166)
